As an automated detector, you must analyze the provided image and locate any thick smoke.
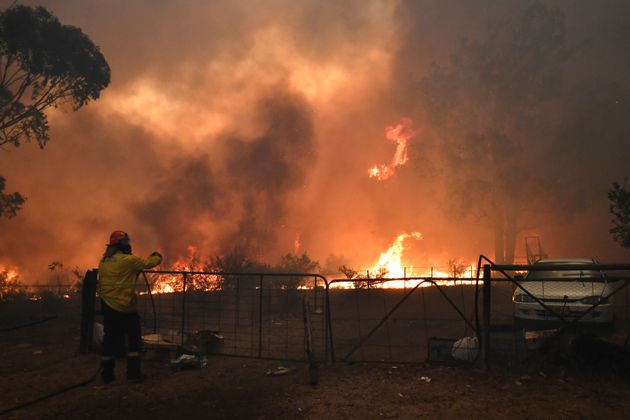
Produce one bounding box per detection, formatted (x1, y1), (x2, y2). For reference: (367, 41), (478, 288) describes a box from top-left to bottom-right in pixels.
(132, 154), (220, 261)
(1, 0), (630, 281)
(133, 89), (315, 262)
(221, 91), (315, 253)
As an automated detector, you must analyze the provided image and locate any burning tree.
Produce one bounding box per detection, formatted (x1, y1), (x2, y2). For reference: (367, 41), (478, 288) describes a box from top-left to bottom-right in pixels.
(273, 252), (319, 289)
(208, 246), (270, 290)
(416, 3), (569, 263)
(0, 268), (21, 299)
(0, 5), (110, 217)
(338, 264), (366, 289)
(447, 259), (468, 278)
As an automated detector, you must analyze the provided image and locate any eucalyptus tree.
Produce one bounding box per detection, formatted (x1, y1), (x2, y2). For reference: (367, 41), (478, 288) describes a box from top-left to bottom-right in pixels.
(0, 5), (110, 217)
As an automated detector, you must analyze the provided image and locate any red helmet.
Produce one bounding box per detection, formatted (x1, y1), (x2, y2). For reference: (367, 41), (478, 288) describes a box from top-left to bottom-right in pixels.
(108, 230), (129, 245)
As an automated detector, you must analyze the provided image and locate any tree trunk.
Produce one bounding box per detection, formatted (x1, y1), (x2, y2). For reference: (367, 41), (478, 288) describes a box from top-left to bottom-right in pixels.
(494, 207), (505, 264)
(504, 202), (517, 265)
(493, 200), (518, 265)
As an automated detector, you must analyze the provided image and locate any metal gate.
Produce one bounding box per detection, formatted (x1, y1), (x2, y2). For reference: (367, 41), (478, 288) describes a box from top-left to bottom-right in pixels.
(83, 270), (328, 363)
(325, 277), (477, 363)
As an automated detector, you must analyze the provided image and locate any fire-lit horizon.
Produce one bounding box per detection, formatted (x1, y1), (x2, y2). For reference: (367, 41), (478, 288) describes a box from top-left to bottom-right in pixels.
(2, 1), (630, 284)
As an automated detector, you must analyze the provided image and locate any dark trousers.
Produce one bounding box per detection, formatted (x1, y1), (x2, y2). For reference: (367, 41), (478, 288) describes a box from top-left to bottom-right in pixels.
(101, 299), (142, 358)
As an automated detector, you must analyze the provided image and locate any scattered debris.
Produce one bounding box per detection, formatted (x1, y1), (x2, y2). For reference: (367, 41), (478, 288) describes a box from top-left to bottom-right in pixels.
(142, 333), (177, 349)
(265, 366), (296, 376)
(524, 328), (558, 350)
(451, 336), (479, 362)
(183, 330), (224, 354)
(170, 353), (207, 370)
(418, 376), (431, 383)
(143, 333), (178, 361)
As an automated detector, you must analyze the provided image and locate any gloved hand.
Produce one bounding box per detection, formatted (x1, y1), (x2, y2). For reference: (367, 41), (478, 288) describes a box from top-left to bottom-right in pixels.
(150, 251), (163, 260)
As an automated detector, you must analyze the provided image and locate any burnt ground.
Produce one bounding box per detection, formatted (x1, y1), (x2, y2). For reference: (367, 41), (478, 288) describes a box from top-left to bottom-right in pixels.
(3, 350), (630, 420)
(3, 284), (630, 419)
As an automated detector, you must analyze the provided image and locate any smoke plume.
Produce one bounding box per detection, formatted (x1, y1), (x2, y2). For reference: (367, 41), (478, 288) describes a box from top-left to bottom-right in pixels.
(1, 0), (630, 281)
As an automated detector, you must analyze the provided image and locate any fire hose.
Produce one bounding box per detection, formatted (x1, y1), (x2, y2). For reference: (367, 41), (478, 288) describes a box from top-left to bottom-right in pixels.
(0, 367), (101, 417)
(0, 275), (157, 416)
(0, 315), (58, 333)
(0, 315), (101, 416)
(141, 271), (158, 333)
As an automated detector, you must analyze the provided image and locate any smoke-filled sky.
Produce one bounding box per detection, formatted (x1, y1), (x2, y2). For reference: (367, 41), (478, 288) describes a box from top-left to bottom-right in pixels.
(1, 0), (630, 280)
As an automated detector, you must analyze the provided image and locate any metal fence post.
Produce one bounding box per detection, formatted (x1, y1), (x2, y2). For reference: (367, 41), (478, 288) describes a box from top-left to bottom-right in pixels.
(258, 274), (263, 357)
(79, 269), (98, 354)
(482, 264), (491, 371)
(181, 272), (187, 347)
(325, 282), (335, 364)
(313, 276), (318, 310)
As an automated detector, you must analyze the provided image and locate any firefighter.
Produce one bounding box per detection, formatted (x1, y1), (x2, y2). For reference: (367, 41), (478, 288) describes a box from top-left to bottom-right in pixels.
(98, 230), (162, 384)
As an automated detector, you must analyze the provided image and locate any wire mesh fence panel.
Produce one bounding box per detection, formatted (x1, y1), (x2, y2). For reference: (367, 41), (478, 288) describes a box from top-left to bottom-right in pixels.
(327, 278), (477, 364)
(615, 281), (630, 332)
(0, 285), (82, 378)
(489, 282), (517, 324)
(136, 271), (327, 363)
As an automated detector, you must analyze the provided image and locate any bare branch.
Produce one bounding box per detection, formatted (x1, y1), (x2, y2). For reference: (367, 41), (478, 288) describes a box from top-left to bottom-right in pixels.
(0, 54), (12, 87)
(3, 66), (27, 90)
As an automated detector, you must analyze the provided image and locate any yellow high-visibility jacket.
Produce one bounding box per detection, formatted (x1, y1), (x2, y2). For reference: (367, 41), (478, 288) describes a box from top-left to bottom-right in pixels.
(98, 251), (162, 312)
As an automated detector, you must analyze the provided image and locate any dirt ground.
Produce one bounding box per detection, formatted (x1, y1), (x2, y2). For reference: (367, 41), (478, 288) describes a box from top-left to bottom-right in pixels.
(3, 285), (630, 419)
(3, 351), (630, 420)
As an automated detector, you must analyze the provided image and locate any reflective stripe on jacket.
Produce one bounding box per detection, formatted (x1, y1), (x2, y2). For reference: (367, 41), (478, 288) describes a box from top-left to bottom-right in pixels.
(98, 251), (162, 312)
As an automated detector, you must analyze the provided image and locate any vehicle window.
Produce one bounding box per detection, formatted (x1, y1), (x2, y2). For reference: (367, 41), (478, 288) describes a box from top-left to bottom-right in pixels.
(525, 269), (606, 281)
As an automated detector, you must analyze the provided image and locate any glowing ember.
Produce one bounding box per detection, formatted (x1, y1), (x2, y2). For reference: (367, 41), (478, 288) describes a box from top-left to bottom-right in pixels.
(368, 117), (415, 181)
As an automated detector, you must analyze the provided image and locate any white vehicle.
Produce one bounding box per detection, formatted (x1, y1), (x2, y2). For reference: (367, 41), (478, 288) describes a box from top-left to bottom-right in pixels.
(512, 259), (614, 325)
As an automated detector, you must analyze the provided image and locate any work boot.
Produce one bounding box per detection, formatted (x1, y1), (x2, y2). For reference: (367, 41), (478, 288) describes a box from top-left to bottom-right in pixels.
(127, 356), (145, 383)
(101, 358), (115, 384)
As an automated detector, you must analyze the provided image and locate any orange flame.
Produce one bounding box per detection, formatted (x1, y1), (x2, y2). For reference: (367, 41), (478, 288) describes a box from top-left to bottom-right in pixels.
(368, 117), (415, 180)
(0, 267), (20, 282)
(328, 232), (477, 289)
(146, 234), (477, 293)
(0, 265), (21, 298)
(369, 232), (422, 278)
(148, 245), (223, 294)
